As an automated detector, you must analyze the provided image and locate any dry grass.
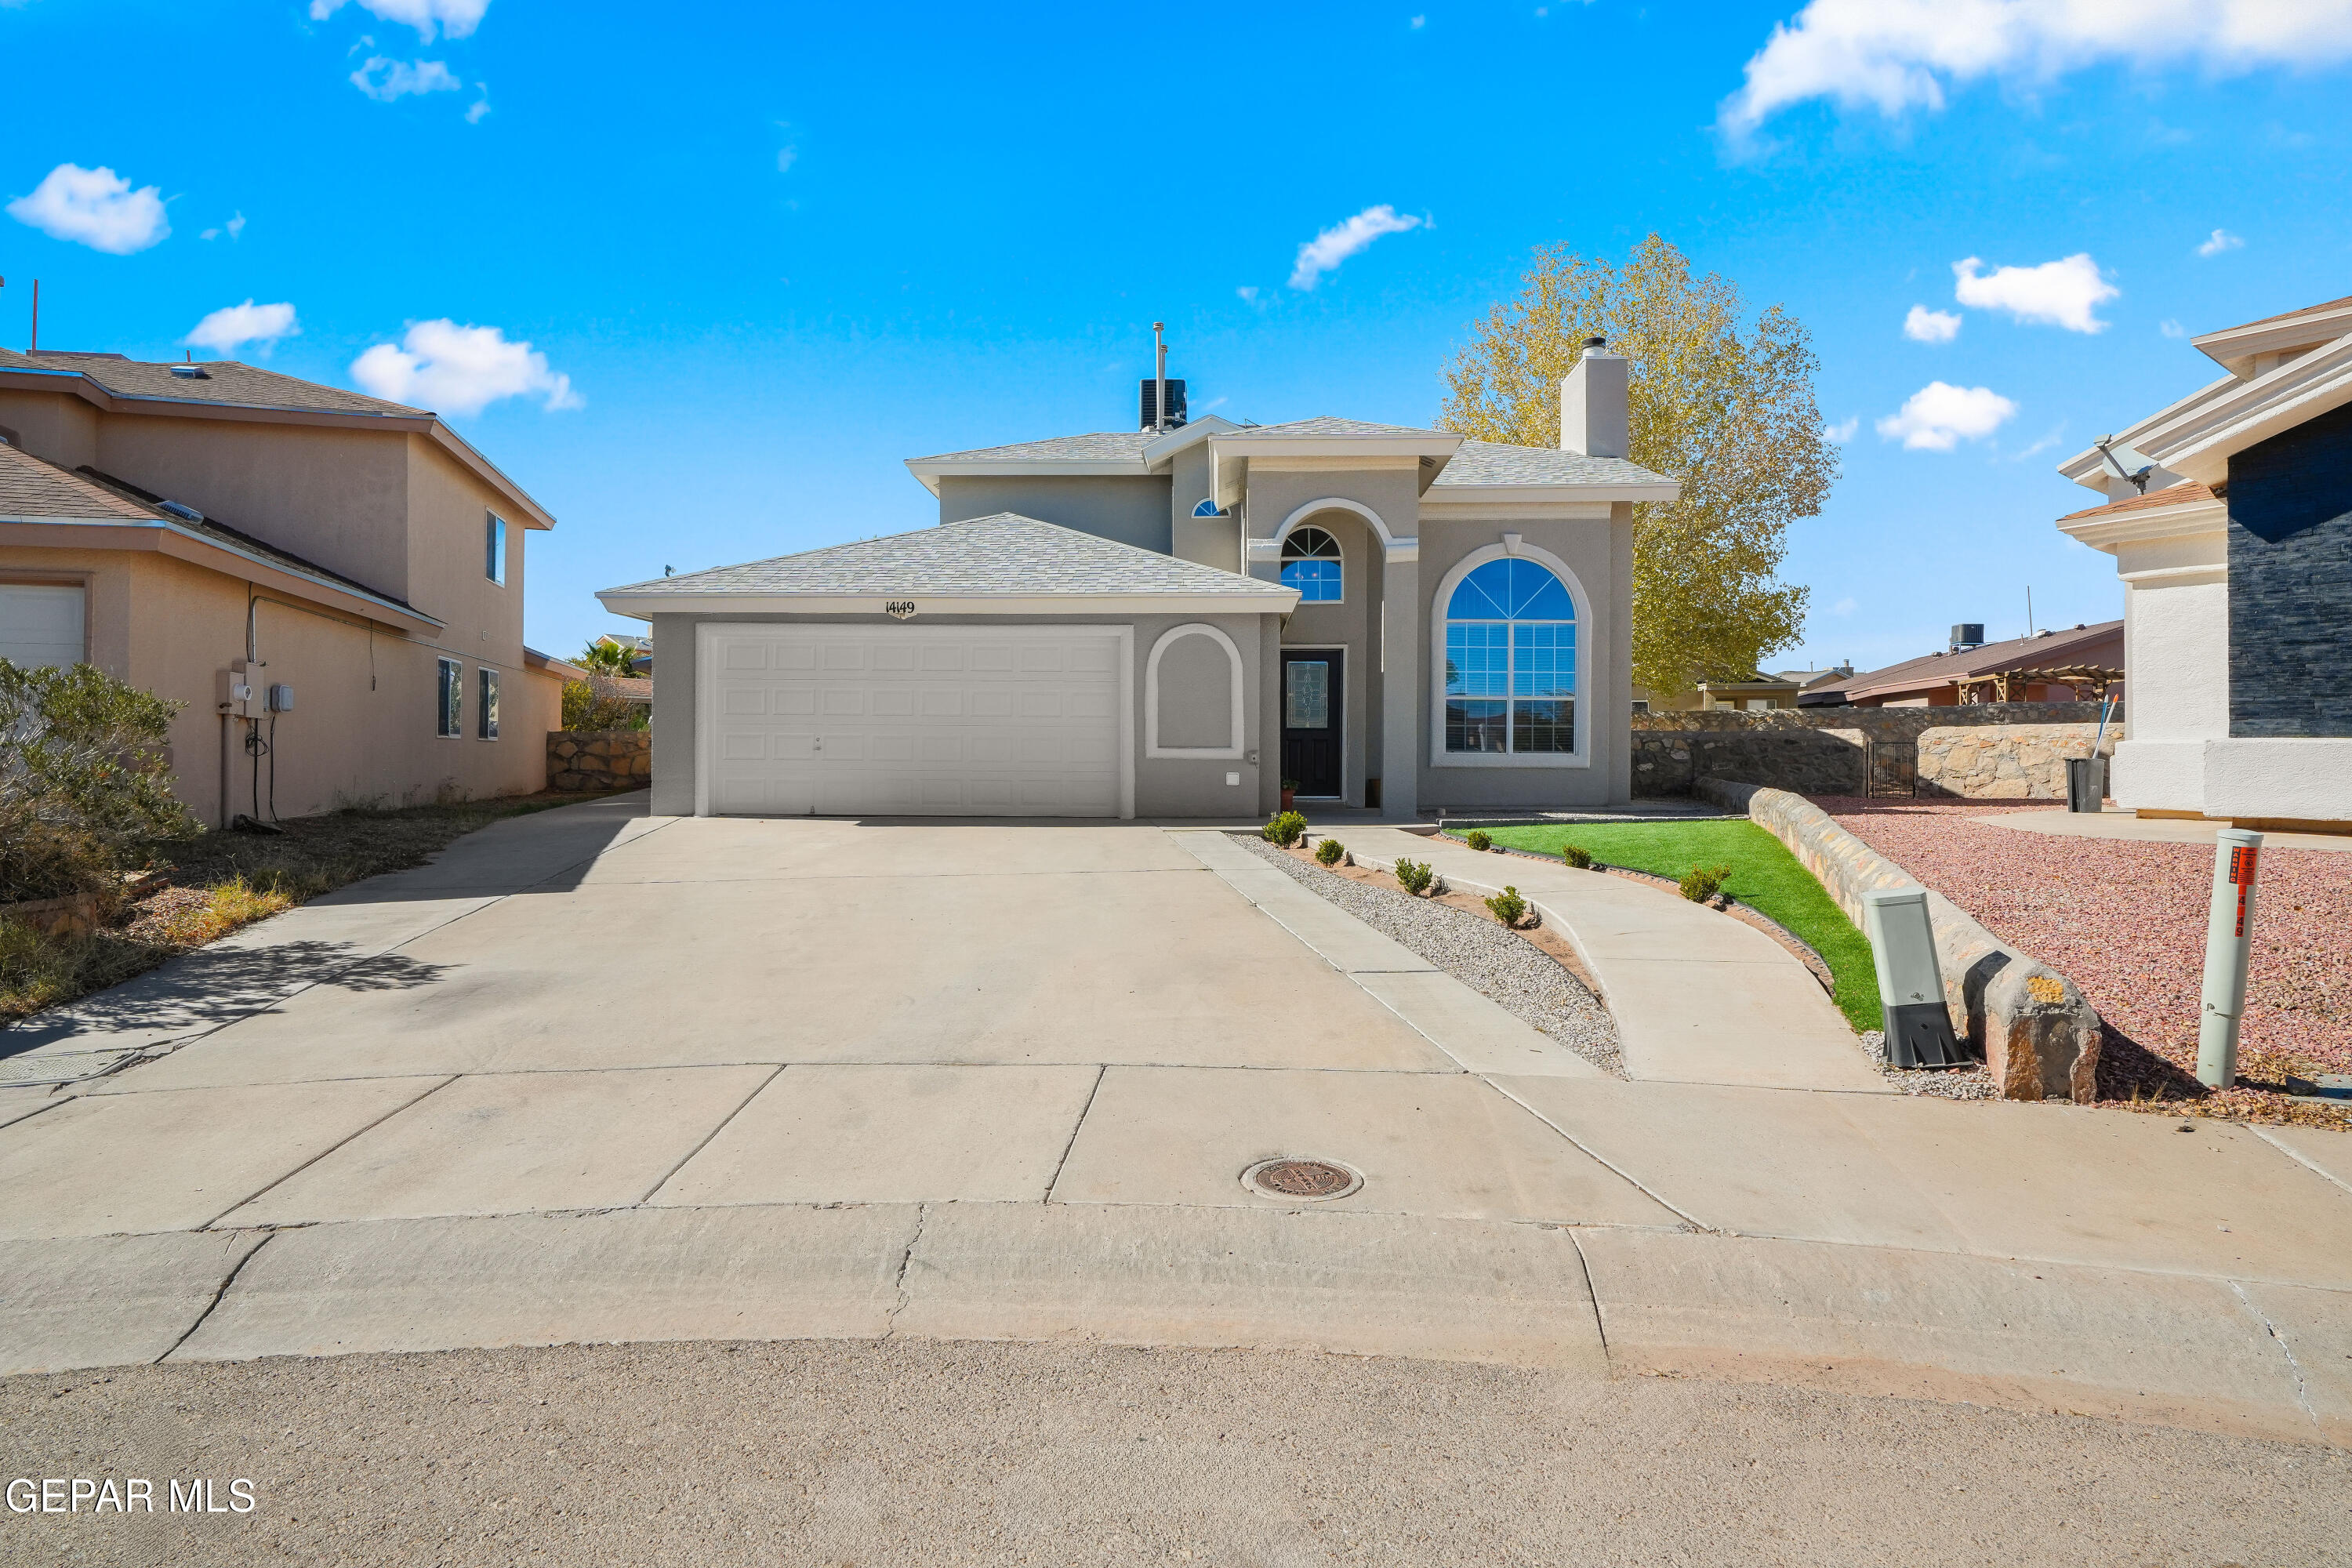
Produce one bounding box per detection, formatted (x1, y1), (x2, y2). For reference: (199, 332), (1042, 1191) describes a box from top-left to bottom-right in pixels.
(0, 791), (619, 1025)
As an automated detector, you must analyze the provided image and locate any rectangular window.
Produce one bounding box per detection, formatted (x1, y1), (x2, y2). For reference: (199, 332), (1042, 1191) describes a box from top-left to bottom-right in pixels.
(478, 667), (500, 739)
(1445, 699), (1508, 753)
(1445, 622), (1576, 753)
(485, 513), (507, 585)
(437, 657), (462, 737)
(1283, 660), (1330, 728)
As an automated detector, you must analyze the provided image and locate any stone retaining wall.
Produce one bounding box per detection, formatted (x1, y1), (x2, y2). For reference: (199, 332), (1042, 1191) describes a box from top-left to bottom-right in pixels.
(1697, 777), (2101, 1102)
(1917, 721), (2123, 800)
(1633, 702), (2116, 799)
(547, 730), (652, 793)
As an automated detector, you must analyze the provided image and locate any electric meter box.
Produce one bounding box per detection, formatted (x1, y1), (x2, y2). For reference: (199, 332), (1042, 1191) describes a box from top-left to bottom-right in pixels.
(1860, 886), (1967, 1069)
(220, 669), (255, 716)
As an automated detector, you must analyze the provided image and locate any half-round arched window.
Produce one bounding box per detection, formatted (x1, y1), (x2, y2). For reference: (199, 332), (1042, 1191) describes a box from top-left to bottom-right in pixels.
(1192, 498), (1225, 517)
(1279, 526), (1342, 603)
(1443, 557), (1576, 753)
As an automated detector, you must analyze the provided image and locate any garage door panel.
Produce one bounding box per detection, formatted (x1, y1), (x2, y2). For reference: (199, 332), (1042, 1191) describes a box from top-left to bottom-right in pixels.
(702, 627), (1125, 819)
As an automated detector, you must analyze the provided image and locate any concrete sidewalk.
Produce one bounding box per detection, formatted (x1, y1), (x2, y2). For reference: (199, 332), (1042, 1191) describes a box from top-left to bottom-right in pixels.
(3, 802), (2350, 1451)
(1344, 825), (1888, 1092)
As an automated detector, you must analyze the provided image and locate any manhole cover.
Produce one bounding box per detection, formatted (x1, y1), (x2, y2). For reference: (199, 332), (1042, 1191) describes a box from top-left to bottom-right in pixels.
(1241, 1157), (1363, 1201)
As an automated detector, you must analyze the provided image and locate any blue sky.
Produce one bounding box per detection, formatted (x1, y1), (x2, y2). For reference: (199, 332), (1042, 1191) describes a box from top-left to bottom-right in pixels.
(5, 0), (2349, 673)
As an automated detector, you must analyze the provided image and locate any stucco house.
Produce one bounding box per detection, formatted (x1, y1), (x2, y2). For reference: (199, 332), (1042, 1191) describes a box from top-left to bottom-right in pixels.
(2055, 293), (2352, 830)
(1809, 622), (2124, 709)
(0, 350), (566, 826)
(598, 343), (1678, 820)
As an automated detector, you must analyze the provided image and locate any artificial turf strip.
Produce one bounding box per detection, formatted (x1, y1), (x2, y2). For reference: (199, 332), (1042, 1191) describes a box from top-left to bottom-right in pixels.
(1456, 820), (1883, 1034)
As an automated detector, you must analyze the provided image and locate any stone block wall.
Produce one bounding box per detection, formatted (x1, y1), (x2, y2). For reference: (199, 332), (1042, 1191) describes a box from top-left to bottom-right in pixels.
(1916, 721), (2125, 800)
(1699, 778), (2102, 1101)
(547, 730), (652, 793)
(1631, 702), (2116, 797)
(2227, 398), (2352, 738)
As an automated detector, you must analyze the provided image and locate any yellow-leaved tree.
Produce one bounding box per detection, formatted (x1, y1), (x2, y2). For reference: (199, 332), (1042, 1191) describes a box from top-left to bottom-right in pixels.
(1439, 235), (1833, 699)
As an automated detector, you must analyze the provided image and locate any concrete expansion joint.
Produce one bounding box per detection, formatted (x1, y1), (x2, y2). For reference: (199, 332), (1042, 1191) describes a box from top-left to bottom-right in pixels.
(2251, 1126), (2352, 1198)
(2228, 1279), (2321, 1426)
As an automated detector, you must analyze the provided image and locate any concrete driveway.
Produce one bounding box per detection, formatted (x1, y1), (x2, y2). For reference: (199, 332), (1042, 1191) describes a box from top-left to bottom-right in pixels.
(2, 793), (2350, 1450)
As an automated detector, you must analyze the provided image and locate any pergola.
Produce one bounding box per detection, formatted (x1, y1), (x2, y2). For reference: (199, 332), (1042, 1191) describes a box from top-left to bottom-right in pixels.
(1954, 664), (2123, 704)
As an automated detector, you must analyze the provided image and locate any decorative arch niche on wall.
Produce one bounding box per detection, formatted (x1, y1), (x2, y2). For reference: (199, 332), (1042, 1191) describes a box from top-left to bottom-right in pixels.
(1145, 622), (1247, 759)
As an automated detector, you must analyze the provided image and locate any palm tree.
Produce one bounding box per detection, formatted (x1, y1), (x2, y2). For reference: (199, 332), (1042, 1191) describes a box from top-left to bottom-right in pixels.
(579, 639), (636, 679)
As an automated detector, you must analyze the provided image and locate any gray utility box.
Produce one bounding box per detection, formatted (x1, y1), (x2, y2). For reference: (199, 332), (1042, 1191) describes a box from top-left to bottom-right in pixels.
(1860, 886), (1969, 1069)
(2066, 755), (2107, 813)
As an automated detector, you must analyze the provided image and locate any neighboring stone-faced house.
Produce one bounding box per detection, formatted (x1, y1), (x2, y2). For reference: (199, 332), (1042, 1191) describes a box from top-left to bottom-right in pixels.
(0, 350), (565, 824)
(1806, 622), (2124, 709)
(2055, 293), (2352, 829)
(599, 345), (1678, 820)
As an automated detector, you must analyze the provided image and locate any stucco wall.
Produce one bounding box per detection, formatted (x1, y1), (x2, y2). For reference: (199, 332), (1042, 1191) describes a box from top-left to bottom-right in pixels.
(1414, 507), (1631, 811)
(935, 474), (1174, 555)
(0, 543), (555, 825)
(644, 609), (1281, 820)
(1277, 505), (1381, 807)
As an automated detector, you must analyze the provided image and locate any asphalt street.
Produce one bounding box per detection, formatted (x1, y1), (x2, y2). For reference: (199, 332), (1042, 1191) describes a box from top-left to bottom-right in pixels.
(5, 1338), (2344, 1566)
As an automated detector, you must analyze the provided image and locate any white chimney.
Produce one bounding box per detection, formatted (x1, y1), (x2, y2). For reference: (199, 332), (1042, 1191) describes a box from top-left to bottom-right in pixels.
(1560, 336), (1628, 459)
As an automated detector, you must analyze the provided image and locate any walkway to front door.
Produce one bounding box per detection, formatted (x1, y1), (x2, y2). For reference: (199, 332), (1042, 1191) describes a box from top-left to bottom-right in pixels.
(1281, 649), (1342, 799)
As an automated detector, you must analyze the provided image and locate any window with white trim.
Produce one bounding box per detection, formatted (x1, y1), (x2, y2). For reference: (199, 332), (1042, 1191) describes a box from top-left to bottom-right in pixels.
(478, 667), (500, 739)
(437, 657), (463, 737)
(1279, 526), (1342, 603)
(1443, 557), (1576, 753)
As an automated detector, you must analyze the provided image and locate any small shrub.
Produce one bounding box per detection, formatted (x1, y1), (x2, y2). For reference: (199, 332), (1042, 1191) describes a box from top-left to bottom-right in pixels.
(1314, 837), (1345, 866)
(561, 680), (650, 732)
(1484, 885), (1528, 927)
(1679, 862), (1733, 903)
(1463, 829), (1492, 852)
(0, 659), (199, 903)
(1261, 811), (1308, 848)
(1394, 858), (1434, 896)
(1561, 843), (1594, 869)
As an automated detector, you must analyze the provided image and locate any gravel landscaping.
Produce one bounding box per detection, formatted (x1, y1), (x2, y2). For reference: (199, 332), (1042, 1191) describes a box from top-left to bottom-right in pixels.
(1813, 797), (2352, 1127)
(1234, 833), (1624, 1076)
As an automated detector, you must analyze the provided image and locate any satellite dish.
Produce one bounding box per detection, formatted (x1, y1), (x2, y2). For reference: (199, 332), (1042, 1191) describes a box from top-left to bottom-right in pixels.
(2093, 435), (2158, 495)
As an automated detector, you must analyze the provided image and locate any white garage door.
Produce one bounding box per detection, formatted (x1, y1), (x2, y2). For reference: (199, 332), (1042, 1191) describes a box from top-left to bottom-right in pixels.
(0, 583), (86, 669)
(700, 624), (1127, 818)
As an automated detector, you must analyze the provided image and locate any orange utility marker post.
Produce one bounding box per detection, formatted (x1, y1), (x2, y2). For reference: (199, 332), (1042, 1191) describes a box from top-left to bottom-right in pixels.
(2196, 828), (2262, 1089)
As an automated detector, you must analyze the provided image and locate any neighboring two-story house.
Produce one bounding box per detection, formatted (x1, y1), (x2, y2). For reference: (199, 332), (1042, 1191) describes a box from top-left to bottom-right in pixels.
(0, 350), (568, 826)
(2055, 293), (2352, 831)
(599, 343), (1678, 821)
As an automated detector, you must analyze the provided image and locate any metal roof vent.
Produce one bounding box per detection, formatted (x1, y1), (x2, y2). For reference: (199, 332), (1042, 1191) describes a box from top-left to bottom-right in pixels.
(158, 499), (205, 523)
(169, 365), (211, 379)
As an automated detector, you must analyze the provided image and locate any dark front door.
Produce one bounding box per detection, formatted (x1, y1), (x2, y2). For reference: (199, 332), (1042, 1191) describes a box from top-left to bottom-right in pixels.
(1281, 650), (1343, 798)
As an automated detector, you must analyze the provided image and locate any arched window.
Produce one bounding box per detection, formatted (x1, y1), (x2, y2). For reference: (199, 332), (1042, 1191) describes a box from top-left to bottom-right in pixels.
(1443, 557), (1576, 753)
(1279, 526), (1343, 603)
(1192, 498), (1225, 517)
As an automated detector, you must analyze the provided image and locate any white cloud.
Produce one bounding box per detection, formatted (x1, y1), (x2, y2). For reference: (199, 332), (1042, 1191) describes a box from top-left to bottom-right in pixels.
(1875, 381), (2017, 450)
(5, 163), (169, 254)
(200, 211), (247, 242)
(2196, 227), (2244, 256)
(310, 0), (488, 42)
(1825, 415), (1860, 442)
(1952, 253), (2117, 332)
(2161, 318), (2187, 338)
(1410, 14), (1426, 27)
(352, 56), (460, 100)
(1288, 204), (1425, 290)
(1904, 304), (1961, 343)
(1722, 0), (2352, 135)
(1236, 285), (1260, 303)
(184, 300), (299, 356)
(466, 86), (491, 123)
(350, 320), (580, 416)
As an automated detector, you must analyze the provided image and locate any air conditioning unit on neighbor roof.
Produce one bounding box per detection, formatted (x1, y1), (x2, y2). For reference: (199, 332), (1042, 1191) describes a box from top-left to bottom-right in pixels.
(1949, 622), (1984, 653)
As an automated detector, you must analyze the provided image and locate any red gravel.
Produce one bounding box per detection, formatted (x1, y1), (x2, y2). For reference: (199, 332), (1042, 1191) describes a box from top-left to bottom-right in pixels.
(1810, 797), (2352, 1127)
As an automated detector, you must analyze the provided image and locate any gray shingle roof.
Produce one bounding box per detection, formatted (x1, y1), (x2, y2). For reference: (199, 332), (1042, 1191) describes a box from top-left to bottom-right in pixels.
(1432, 439), (1672, 488)
(0, 349), (424, 418)
(606, 513), (1294, 599)
(911, 431), (1159, 463)
(1224, 416), (1445, 437)
(0, 441), (161, 521)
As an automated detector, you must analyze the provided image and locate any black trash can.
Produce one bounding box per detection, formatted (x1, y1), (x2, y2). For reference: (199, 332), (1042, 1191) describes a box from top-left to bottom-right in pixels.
(2066, 756), (2107, 813)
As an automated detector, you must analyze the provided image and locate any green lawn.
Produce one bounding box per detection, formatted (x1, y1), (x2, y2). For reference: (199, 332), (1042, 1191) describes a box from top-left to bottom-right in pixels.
(1452, 820), (1882, 1033)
